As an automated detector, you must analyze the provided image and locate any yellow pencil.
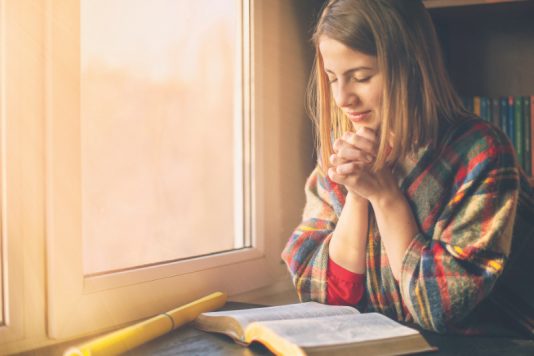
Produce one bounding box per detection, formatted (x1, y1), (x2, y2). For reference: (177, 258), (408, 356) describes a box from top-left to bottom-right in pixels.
(64, 291), (227, 356)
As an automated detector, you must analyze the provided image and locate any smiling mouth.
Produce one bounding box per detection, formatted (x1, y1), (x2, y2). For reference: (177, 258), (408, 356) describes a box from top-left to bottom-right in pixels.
(347, 111), (371, 122)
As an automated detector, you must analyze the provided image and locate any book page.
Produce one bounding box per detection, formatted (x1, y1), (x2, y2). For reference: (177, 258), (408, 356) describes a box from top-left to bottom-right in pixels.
(201, 302), (358, 328)
(252, 312), (418, 348)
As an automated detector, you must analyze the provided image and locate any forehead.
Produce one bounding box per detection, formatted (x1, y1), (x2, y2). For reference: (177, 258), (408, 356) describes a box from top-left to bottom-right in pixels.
(318, 36), (377, 72)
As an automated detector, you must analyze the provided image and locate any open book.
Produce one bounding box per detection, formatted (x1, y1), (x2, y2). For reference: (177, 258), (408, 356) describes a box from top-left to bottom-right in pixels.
(193, 302), (436, 355)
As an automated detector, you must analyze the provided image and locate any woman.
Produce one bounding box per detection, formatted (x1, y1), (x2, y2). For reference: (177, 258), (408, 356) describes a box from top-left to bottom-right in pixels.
(282, 0), (534, 334)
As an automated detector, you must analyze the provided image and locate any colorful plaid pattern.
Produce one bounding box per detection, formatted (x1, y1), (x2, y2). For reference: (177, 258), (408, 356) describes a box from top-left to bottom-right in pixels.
(282, 118), (534, 333)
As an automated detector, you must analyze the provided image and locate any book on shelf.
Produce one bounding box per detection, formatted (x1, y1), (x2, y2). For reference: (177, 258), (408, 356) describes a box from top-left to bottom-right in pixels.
(524, 96), (532, 176)
(474, 96), (481, 117)
(492, 98), (500, 128)
(482, 97), (491, 122)
(193, 301), (436, 356)
(508, 96), (515, 146)
(463, 95), (534, 180)
(500, 96), (509, 137)
(515, 97), (523, 168)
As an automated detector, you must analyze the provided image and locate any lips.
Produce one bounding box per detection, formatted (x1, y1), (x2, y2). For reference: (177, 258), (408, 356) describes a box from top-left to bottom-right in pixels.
(347, 110), (371, 123)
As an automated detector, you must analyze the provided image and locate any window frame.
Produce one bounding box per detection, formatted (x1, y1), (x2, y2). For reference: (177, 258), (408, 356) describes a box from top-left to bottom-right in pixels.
(0, 0), (43, 344)
(45, 0), (278, 340)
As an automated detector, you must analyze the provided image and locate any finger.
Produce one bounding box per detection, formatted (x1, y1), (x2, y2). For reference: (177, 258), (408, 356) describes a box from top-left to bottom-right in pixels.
(343, 127), (378, 152)
(328, 167), (359, 189)
(327, 167), (347, 184)
(329, 153), (350, 166)
(332, 137), (345, 153)
(336, 144), (374, 164)
(334, 133), (366, 153)
(342, 133), (377, 156)
(335, 161), (363, 175)
(334, 137), (373, 162)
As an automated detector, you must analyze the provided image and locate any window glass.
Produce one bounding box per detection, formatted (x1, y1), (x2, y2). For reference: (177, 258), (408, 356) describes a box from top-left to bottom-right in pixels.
(81, 0), (242, 275)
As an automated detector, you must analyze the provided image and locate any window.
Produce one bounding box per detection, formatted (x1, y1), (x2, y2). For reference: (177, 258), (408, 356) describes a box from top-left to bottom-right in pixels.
(45, 0), (277, 340)
(81, 0), (246, 275)
(1, 0), (311, 351)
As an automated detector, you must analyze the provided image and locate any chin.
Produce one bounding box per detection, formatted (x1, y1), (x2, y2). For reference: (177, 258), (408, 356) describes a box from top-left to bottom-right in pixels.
(351, 120), (380, 133)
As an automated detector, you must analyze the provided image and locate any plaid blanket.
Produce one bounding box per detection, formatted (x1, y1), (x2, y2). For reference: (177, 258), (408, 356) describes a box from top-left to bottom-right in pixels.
(282, 118), (534, 333)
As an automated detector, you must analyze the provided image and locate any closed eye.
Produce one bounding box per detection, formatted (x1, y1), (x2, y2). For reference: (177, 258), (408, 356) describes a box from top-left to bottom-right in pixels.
(327, 76), (337, 84)
(351, 76), (371, 83)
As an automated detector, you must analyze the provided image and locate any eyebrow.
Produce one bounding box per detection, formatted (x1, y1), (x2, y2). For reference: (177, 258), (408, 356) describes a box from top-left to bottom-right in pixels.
(325, 67), (372, 75)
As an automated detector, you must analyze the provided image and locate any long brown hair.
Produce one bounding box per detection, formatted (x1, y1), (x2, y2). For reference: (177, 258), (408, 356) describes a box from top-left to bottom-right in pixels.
(308, 0), (468, 171)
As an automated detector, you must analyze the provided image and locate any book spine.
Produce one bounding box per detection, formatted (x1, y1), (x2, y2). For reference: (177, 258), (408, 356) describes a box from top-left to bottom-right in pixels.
(508, 96), (515, 147)
(492, 98), (500, 128)
(524, 96), (531, 176)
(474, 96), (481, 117)
(500, 96), (509, 136)
(485, 97), (491, 121)
(515, 97), (523, 169)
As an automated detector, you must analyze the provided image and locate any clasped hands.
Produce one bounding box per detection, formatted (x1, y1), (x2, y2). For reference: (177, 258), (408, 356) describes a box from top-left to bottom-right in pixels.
(327, 127), (398, 204)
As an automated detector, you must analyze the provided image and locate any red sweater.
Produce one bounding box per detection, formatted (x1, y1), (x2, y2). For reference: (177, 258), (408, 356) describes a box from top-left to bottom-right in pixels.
(326, 258), (364, 306)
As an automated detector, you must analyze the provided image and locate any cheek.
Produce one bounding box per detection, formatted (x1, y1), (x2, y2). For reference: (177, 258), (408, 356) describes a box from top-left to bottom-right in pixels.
(358, 83), (382, 108)
(369, 75), (384, 107)
(369, 86), (383, 107)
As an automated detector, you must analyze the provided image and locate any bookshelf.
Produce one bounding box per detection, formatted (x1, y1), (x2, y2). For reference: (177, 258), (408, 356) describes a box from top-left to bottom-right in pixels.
(424, 0), (526, 8)
(426, 0), (534, 186)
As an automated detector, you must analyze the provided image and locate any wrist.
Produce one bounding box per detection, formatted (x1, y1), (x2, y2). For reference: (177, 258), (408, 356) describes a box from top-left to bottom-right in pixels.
(346, 191), (368, 205)
(369, 186), (404, 211)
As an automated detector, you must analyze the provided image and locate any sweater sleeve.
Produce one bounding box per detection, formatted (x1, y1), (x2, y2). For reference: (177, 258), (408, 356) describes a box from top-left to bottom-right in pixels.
(327, 258), (365, 306)
(281, 166), (345, 303)
(399, 122), (519, 332)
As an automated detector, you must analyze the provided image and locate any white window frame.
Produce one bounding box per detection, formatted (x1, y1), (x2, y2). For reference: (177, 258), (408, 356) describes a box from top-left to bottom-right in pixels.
(0, 0), (44, 344)
(45, 0), (279, 340)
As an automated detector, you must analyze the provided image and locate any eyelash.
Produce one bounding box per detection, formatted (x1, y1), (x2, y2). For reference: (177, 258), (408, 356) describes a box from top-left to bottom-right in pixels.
(352, 76), (371, 83)
(328, 76), (371, 84)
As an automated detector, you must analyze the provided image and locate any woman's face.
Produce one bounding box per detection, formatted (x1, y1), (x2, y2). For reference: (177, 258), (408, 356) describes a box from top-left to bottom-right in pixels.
(319, 35), (383, 132)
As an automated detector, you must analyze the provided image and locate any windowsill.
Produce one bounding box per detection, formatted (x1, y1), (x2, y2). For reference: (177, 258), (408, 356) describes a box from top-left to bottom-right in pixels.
(17, 278), (299, 356)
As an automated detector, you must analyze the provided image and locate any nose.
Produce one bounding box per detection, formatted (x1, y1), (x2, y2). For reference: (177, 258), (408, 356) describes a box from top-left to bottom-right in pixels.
(333, 81), (357, 109)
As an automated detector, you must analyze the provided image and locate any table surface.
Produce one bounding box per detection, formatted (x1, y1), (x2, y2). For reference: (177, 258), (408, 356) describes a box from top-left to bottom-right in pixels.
(125, 301), (534, 356)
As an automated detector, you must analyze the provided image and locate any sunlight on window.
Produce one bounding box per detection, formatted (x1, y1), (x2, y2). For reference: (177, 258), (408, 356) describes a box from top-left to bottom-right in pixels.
(81, 0), (243, 274)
